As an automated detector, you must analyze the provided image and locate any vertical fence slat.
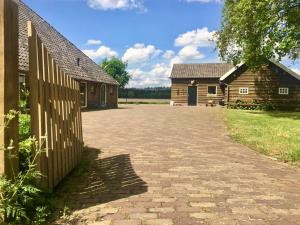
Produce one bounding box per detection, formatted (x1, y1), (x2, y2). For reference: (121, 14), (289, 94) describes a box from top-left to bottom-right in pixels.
(53, 62), (63, 183)
(48, 55), (58, 187)
(28, 21), (41, 173)
(42, 45), (53, 188)
(0, 0), (19, 177)
(37, 37), (47, 184)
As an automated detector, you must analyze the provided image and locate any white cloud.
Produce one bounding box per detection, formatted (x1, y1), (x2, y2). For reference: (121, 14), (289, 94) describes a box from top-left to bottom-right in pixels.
(86, 39), (102, 45)
(170, 45), (205, 65)
(82, 45), (118, 60)
(163, 50), (175, 60)
(174, 27), (216, 48)
(292, 68), (300, 75)
(122, 43), (162, 65)
(128, 63), (171, 88)
(87, 0), (145, 11)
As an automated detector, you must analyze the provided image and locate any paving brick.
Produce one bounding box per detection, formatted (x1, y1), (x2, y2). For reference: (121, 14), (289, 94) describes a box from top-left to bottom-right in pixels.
(144, 219), (174, 225)
(113, 219), (142, 225)
(129, 213), (158, 219)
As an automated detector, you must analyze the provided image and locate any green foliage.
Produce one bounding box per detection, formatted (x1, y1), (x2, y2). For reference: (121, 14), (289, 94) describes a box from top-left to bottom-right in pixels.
(0, 102), (50, 224)
(100, 57), (131, 88)
(216, 0), (300, 69)
(19, 114), (30, 142)
(119, 87), (171, 99)
(228, 99), (276, 111)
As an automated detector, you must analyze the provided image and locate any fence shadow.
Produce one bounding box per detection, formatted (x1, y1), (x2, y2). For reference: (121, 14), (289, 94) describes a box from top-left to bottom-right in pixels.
(53, 147), (148, 213)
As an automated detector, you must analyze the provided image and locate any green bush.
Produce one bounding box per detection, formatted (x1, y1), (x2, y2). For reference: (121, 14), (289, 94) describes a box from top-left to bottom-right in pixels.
(0, 109), (50, 224)
(228, 99), (276, 111)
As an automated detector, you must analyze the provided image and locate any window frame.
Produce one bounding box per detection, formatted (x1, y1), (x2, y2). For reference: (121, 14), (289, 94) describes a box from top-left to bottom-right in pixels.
(278, 87), (289, 95)
(207, 85), (217, 96)
(239, 87), (249, 95)
(80, 81), (87, 108)
(109, 86), (114, 95)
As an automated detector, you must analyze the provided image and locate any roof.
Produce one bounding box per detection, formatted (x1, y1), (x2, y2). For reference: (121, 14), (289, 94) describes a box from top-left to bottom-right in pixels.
(170, 63), (234, 79)
(18, 1), (119, 85)
(220, 59), (300, 81)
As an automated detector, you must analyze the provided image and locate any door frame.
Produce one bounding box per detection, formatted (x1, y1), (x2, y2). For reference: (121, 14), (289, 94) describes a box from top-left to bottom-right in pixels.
(188, 85), (198, 106)
(80, 81), (87, 108)
(99, 83), (107, 106)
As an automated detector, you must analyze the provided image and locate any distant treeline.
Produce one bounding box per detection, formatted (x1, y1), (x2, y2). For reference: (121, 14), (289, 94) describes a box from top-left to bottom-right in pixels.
(119, 87), (171, 99)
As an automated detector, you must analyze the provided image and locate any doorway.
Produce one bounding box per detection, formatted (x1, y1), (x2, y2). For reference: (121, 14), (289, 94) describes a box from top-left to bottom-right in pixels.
(100, 84), (107, 106)
(188, 86), (197, 106)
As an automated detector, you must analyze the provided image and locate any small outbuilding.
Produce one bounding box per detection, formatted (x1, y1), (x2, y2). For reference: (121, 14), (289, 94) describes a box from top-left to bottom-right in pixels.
(170, 60), (300, 107)
(18, 1), (119, 109)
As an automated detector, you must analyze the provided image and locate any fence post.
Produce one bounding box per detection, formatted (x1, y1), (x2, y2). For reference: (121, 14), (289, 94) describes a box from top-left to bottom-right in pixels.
(0, 0), (19, 177)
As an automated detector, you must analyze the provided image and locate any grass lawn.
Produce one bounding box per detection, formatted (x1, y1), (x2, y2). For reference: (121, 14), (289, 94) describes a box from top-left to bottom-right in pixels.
(225, 109), (300, 164)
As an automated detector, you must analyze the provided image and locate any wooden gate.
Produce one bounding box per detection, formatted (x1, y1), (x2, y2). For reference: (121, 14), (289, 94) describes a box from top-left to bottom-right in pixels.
(28, 21), (84, 189)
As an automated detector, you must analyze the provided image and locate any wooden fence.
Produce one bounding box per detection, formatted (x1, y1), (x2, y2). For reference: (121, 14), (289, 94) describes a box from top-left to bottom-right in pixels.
(28, 21), (84, 189)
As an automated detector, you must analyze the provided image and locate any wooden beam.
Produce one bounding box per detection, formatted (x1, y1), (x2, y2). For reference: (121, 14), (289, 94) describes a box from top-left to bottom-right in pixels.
(0, 0), (19, 177)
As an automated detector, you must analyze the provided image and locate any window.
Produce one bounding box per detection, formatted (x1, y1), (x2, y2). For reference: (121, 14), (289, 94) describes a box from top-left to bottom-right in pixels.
(90, 84), (95, 94)
(110, 87), (114, 95)
(239, 87), (249, 94)
(80, 82), (87, 108)
(207, 86), (217, 95)
(279, 87), (289, 95)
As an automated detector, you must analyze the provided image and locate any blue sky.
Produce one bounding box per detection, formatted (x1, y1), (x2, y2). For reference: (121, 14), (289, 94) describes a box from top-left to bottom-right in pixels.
(24, 0), (300, 87)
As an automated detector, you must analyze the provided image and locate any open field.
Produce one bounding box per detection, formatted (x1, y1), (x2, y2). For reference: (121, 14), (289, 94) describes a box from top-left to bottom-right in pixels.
(225, 109), (300, 164)
(118, 98), (170, 104)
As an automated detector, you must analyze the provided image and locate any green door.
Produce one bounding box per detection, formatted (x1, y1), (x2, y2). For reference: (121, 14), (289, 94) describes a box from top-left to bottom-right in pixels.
(188, 86), (197, 106)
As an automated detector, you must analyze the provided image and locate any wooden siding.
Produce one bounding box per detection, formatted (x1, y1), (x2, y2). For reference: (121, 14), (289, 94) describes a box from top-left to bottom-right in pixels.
(171, 79), (188, 105)
(224, 65), (300, 106)
(171, 78), (224, 105)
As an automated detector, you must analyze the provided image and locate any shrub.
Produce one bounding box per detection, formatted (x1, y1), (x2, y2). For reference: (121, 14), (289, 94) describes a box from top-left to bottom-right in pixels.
(228, 99), (277, 111)
(0, 109), (50, 224)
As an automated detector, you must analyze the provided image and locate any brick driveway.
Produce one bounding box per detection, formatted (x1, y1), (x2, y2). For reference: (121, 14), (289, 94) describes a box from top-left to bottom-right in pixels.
(56, 105), (300, 225)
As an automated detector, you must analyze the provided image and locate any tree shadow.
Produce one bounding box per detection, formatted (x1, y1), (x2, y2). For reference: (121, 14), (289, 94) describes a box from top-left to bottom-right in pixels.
(52, 147), (147, 214)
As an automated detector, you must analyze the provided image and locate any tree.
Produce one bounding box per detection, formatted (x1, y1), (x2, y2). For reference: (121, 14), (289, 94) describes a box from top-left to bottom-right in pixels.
(216, 0), (300, 69)
(100, 57), (131, 88)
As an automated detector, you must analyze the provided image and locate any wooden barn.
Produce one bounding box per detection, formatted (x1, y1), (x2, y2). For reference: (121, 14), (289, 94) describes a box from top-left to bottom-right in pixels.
(170, 61), (300, 107)
(18, 1), (119, 109)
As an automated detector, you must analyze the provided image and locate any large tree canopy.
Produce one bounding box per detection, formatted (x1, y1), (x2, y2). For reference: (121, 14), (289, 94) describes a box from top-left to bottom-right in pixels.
(216, 0), (300, 69)
(100, 57), (131, 88)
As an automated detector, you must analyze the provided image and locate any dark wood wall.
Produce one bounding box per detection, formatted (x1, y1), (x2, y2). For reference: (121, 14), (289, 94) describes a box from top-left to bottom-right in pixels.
(171, 78), (224, 105)
(224, 64), (300, 106)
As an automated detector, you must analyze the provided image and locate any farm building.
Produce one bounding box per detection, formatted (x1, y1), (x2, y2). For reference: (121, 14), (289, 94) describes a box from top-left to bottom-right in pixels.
(170, 61), (300, 107)
(18, 1), (119, 109)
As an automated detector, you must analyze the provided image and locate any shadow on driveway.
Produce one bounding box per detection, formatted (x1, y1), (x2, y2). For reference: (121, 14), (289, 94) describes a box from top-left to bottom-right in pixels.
(53, 147), (148, 215)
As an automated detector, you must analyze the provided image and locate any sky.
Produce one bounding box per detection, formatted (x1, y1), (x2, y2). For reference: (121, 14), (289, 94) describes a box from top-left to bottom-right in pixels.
(24, 0), (300, 88)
